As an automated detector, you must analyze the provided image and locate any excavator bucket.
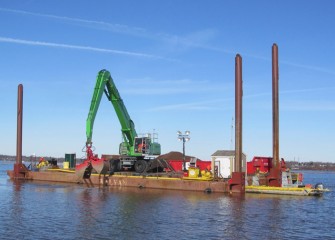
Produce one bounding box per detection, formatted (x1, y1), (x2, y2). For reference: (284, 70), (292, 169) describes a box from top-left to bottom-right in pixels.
(75, 160), (93, 179)
(91, 159), (109, 175)
(75, 159), (109, 179)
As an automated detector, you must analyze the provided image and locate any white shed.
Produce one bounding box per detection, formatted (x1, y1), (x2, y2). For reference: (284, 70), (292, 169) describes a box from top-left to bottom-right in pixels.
(211, 150), (246, 179)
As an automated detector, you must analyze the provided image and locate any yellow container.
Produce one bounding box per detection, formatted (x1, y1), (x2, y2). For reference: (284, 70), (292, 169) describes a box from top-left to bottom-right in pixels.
(63, 161), (69, 169)
(188, 167), (200, 178)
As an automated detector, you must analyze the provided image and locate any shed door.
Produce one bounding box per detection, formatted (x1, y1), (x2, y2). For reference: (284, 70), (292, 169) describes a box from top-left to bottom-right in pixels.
(215, 157), (231, 178)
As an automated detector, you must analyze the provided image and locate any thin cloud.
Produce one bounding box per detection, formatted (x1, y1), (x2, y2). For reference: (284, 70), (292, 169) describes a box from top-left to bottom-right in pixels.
(0, 7), (146, 36)
(282, 101), (335, 111)
(245, 87), (335, 99)
(147, 98), (233, 112)
(281, 87), (335, 94)
(158, 29), (236, 55)
(121, 79), (229, 95)
(148, 103), (216, 112)
(0, 36), (169, 59)
(147, 86), (335, 112)
(231, 54), (335, 76)
(122, 87), (204, 95)
(0, 7), (234, 55)
(124, 77), (209, 86)
(2, 7), (334, 75)
(281, 60), (335, 76)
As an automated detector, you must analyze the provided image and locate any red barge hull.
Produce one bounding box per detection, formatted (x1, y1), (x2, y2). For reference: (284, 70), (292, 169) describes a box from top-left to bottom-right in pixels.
(7, 169), (229, 193)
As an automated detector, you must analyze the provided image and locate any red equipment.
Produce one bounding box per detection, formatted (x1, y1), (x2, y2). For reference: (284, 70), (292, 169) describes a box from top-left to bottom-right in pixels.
(167, 159), (211, 172)
(247, 156), (287, 175)
(75, 144), (108, 179)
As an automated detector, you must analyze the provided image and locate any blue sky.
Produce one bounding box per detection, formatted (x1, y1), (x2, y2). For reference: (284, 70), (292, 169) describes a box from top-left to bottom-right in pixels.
(0, 1), (334, 162)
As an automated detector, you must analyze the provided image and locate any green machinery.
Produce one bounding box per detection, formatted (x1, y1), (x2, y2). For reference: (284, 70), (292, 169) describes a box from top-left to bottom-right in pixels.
(85, 69), (161, 173)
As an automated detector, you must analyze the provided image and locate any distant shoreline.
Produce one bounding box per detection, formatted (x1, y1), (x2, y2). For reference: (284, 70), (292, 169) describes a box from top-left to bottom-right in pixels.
(0, 155), (65, 163)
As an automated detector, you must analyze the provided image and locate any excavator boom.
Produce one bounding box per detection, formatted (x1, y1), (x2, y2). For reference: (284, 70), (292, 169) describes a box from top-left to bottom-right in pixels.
(86, 70), (137, 154)
(86, 70), (108, 145)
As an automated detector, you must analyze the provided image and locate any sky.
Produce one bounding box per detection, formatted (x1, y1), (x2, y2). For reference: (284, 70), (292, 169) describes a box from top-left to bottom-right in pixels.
(0, 0), (334, 162)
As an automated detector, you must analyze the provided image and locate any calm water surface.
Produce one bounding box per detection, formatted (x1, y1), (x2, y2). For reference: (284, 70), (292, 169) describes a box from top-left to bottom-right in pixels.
(1, 161), (334, 240)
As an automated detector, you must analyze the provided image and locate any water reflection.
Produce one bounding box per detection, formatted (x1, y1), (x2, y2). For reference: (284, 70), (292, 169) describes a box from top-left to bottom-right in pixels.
(12, 180), (24, 227)
(1, 164), (335, 240)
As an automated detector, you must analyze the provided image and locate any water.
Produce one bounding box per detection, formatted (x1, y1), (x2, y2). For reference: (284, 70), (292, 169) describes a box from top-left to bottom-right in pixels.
(1, 161), (334, 240)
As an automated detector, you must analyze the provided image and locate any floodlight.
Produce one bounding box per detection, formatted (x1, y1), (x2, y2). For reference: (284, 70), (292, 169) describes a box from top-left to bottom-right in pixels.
(176, 130), (191, 171)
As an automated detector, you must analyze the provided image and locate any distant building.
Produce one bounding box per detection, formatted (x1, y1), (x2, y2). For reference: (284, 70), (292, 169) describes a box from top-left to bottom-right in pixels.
(211, 150), (246, 178)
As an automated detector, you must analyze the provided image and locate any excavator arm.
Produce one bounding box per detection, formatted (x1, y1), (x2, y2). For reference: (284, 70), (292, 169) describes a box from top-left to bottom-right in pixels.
(86, 69), (137, 154)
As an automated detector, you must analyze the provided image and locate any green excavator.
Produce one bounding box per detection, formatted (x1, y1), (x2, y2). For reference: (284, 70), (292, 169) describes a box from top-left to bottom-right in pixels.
(76, 70), (162, 177)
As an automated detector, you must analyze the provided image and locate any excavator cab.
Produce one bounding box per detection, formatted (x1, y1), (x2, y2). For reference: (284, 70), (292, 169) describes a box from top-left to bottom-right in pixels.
(134, 136), (161, 156)
(135, 137), (150, 154)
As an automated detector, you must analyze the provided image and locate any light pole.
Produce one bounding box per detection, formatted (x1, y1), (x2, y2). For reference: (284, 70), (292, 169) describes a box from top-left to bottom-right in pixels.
(177, 131), (190, 171)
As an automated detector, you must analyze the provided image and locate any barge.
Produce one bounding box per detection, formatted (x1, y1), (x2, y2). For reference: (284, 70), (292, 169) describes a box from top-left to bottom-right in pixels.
(245, 185), (327, 197)
(7, 159), (329, 196)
